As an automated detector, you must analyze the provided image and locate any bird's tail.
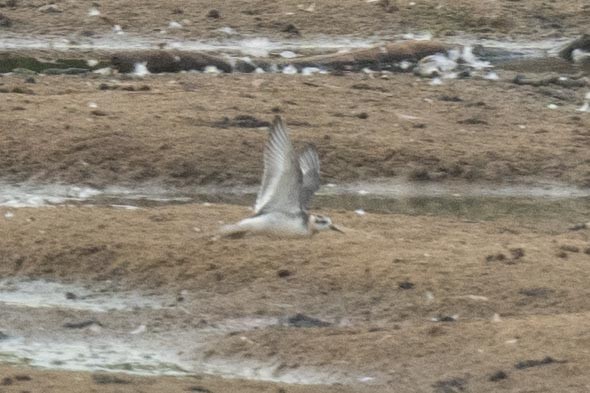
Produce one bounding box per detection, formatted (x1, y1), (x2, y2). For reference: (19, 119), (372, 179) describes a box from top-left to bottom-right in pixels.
(219, 224), (247, 239)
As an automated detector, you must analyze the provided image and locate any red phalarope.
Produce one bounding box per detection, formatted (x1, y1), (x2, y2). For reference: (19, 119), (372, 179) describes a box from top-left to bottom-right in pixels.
(221, 116), (343, 238)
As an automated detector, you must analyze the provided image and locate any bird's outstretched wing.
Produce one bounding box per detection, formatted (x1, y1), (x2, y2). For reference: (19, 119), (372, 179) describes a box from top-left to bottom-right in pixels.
(298, 144), (321, 210)
(254, 116), (303, 215)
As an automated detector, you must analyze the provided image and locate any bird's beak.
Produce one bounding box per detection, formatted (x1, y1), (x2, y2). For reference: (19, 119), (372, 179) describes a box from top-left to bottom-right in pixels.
(329, 225), (344, 234)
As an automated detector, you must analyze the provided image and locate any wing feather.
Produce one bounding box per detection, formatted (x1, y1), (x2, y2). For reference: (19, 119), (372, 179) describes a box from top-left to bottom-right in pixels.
(254, 116), (302, 215)
(298, 144), (321, 210)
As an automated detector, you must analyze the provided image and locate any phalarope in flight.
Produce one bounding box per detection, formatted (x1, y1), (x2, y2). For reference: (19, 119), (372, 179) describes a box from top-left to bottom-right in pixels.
(221, 116), (343, 238)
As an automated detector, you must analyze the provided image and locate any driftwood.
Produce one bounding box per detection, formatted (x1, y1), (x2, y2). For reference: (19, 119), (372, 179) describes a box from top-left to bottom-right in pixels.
(110, 40), (451, 73)
(110, 51), (235, 73)
(558, 34), (590, 61)
(283, 40), (451, 71)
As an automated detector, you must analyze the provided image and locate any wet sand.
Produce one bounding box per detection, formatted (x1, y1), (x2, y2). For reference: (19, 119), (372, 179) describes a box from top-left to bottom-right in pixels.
(0, 204), (590, 391)
(1, 1), (590, 392)
(0, 72), (589, 188)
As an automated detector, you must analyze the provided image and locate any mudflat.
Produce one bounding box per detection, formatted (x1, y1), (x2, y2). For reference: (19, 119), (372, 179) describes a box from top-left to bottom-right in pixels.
(1, 1), (590, 392)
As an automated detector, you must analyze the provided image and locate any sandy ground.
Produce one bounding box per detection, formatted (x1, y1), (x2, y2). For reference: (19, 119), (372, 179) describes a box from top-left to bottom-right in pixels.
(2, 1), (590, 392)
(1, 204), (590, 391)
(0, 72), (589, 188)
(0, 0), (589, 39)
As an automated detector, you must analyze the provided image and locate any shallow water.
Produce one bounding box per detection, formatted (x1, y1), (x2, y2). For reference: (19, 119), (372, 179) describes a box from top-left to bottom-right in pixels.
(0, 337), (192, 376)
(0, 34), (581, 75)
(0, 279), (165, 312)
(1, 180), (589, 222)
(0, 278), (349, 383)
(0, 34), (377, 54)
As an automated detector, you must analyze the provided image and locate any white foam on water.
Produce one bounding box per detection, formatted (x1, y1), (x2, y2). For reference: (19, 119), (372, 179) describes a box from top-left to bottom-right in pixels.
(0, 34), (377, 54)
(0, 279), (164, 312)
(133, 62), (150, 76)
(0, 183), (101, 207)
(0, 337), (191, 376)
(0, 183), (193, 207)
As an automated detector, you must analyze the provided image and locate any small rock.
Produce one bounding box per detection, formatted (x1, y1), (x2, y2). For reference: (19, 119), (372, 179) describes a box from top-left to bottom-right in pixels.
(408, 167), (431, 181)
(432, 377), (467, 393)
(514, 356), (562, 370)
(439, 94), (463, 102)
(207, 9), (220, 18)
(560, 245), (580, 253)
(14, 375), (31, 381)
(168, 20), (182, 29)
(285, 313), (331, 328)
(277, 269), (291, 278)
(281, 23), (300, 36)
(433, 315), (457, 322)
(0, 13), (12, 27)
(1, 377), (13, 386)
(557, 251), (568, 259)
(518, 287), (553, 297)
(98, 83), (117, 90)
(398, 281), (415, 289)
(489, 370), (508, 382)
(485, 253), (506, 262)
(64, 291), (77, 300)
(63, 320), (101, 329)
(356, 112), (369, 119)
(584, 247), (590, 255)
(11, 87), (34, 94)
(92, 374), (130, 384)
(509, 248), (525, 260)
(24, 76), (35, 84)
(186, 386), (212, 393)
(91, 109), (107, 116)
(38, 4), (61, 13)
(213, 115), (270, 128)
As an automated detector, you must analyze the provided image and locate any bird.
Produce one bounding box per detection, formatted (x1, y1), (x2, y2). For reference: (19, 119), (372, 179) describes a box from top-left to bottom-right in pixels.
(220, 116), (343, 238)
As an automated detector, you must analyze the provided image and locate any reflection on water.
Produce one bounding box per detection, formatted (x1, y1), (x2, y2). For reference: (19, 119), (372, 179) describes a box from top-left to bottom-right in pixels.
(1, 181), (589, 223)
(195, 192), (590, 223)
(0, 279), (165, 312)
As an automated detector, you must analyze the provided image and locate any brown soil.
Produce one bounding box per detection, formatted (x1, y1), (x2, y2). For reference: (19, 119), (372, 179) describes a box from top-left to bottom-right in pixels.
(0, 72), (589, 188)
(0, 365), (363, 393)
(0, 0), (588, 39)
(1, 2), (590, 392)
(1, 204), (590, 391)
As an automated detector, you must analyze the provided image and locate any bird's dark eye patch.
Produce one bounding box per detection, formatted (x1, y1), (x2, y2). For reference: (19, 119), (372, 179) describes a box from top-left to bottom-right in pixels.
(316, 217), (328, 224)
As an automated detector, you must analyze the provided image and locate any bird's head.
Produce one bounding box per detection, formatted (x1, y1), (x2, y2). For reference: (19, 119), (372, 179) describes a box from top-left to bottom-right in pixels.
(309, 214), (344, 234)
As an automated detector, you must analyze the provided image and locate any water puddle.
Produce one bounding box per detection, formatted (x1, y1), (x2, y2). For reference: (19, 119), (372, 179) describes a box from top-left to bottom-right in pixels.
(0, 34), (377, 55)
(0, 279), (347, 383)
(0, 279), (165, 312)
(0, 183), (189, 208)
(0, 338), (191, 376)
(1, 180), (589, 221)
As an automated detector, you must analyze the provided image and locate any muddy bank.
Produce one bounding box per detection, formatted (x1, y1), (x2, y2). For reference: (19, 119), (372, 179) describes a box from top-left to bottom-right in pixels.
(1, 204), (590, 391)
(0, 365), (365, 393)
(0, 0), (588, 40)
(0, 72), (589, 187)
(1, 204), (589, 316)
